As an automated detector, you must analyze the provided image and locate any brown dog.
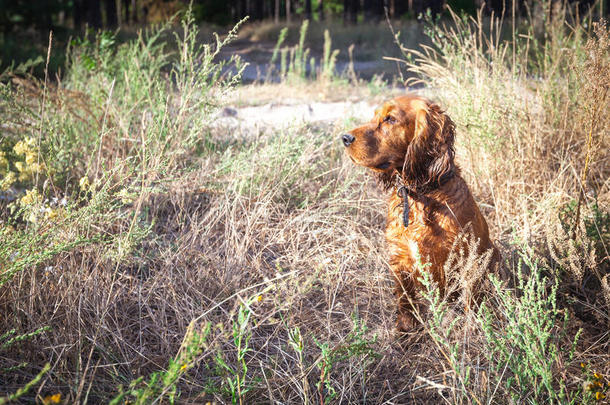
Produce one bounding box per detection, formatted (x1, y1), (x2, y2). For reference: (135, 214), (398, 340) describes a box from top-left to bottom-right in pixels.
(342, 95), (499, 331)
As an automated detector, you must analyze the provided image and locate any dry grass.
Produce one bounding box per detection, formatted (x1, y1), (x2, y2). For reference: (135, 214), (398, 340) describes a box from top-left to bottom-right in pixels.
(1, 6), (609, 405)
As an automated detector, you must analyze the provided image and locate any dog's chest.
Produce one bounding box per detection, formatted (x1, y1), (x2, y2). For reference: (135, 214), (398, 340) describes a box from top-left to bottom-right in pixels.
(385, 193), (458, 270)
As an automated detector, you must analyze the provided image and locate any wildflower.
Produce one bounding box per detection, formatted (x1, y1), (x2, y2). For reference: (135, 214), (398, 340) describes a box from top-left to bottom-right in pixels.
(593, 372), (603, 380)
(79, 176), (90, 192)
(42, 393), (61, 404)
(18, 172), (30, 182)
(1, 225), (15, 234)
(596, 391), (606, 400)
(1, 171), (16, 191)
(27, 211), (38, 224)
(0, 151), (8, 170)
(116, 189), (135, 204)
(20, 189), (41, 206)
(581, 362), (586, 369)
(29, 161), (44, 173)
(45, 208), (59, 221)
(13, 140), (27, 156)
(25, 151), (37, 165)
(256, 295), (263, 302)
(180, 363), (188, 371)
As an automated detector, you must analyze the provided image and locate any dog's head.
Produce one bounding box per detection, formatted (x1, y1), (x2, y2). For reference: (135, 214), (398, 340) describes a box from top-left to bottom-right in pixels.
(341, 95), (456, 190)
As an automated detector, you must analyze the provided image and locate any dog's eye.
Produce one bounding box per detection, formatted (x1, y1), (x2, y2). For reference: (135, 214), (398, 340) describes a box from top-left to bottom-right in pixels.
(383, 116), (396, 124)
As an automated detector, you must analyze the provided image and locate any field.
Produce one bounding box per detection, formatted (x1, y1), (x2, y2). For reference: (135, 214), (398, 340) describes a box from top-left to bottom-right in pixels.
(1, 6), (609, 404)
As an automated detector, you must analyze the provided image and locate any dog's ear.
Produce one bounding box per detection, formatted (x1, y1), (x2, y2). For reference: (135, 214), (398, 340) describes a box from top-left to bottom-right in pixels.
(403, 103), (455, 189)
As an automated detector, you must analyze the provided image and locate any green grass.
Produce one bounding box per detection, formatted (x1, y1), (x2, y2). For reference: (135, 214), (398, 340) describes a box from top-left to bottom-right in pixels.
(0, 5), (608, 404)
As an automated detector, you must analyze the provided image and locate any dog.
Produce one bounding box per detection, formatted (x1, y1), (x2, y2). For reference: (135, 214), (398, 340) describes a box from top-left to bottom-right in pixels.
(342, 95), (499, 331)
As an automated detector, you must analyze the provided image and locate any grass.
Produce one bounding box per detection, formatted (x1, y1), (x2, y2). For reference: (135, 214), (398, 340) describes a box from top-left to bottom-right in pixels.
(1, 5), (609, 404)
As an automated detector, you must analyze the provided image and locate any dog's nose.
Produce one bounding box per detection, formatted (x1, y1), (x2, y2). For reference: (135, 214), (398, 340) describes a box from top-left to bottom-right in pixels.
(341, 133), (355, 147)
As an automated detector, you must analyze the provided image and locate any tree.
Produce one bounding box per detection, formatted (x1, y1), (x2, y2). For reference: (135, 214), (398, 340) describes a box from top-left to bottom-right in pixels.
(343, 0), (359, 24)
(105, 0), (117, 27)
(275, 0), (280, 22)
(286, 0), (291, 23)
(363, 0), (384, 21)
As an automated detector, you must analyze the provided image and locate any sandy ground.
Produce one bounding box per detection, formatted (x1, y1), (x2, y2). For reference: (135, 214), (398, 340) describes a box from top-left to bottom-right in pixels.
(214, 99), (377, 130)
(213, 83), (432, 132)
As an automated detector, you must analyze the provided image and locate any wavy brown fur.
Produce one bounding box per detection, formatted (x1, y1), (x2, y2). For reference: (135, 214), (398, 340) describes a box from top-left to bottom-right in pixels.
(343, 94), (499, 331)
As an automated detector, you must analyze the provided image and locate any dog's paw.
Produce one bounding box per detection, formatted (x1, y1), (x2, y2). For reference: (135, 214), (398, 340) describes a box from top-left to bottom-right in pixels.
(396, 312), (418, 332)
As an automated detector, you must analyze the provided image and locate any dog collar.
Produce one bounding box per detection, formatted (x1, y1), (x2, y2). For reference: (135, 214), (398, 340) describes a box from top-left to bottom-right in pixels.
(396, 185), (411, 227)
(394, 170), (455, 228)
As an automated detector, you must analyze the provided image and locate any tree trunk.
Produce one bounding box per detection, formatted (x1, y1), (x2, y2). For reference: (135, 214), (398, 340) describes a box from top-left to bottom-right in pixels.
(73, 0), (84, 29)
(105, 0), (118, 27)
(364, 0), (384, 21)
(86, 0), (102, 28)
(394, 0), (408, 17)
(475, 0), (507, 16)
(131, 0), (138, 23)
(254, 0), (264, 20)
(122, 0), (129, 24)
(343, 0), (350, 23)
(305, 0), (312, 20)
(275, 0), (280, 22)
(364, 0), (373, 20)
(377, 0), (386, 19)
(286, 0), (291, 23)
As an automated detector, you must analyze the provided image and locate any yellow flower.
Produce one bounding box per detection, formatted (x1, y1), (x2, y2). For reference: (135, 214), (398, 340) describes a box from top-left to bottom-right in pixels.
(593, 372), (603, 380)
(46, 209), (59, 221)
(596, 391), (606, 400)
(256, 295), (263, 302)
(180, 363), (188, 371)
(42, 393), (61, 404)
(2, 225), (15, 234)
(14, 137), (36, 155)
(14, 161), (25, 173)
(581, 362), (586, 369)
(27, 211), (39, 224)
(79, 176), (90, 192)
(116, 189), (135, 204)
(30, 162), (44, 173)
(20, 189), (41, 206)
(1, 171), (16, 191)
(0, 151), (8, 170)
(25, 151), (37, 165)
(18, 171), (31, 182)
(13, 140), (27, 155)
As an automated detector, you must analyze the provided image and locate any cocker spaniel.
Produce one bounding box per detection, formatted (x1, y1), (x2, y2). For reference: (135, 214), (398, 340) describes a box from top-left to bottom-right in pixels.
(342, 95), (499, 331)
